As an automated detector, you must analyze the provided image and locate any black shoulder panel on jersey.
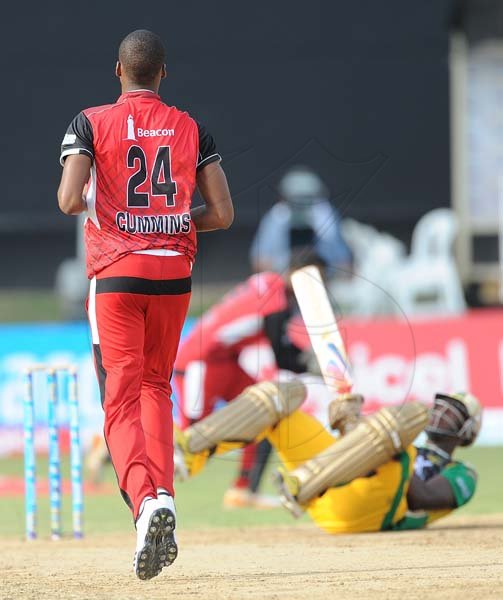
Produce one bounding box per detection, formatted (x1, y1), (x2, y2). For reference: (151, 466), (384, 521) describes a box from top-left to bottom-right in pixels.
(196, 121), (221, 171)
(60, 112), (95, 166)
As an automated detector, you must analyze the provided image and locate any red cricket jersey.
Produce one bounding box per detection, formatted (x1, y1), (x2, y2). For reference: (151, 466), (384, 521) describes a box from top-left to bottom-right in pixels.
(175, 272), (288, 369)
(60, 90), (221, 278)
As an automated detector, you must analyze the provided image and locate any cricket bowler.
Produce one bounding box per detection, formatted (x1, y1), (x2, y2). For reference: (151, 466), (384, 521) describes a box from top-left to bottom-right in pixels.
(175, 382), (481, 533)
(57, 29), (233, 579)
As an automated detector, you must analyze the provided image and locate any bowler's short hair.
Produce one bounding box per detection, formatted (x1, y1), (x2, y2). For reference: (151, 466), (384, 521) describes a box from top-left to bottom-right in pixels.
(119, 30), (166, 85)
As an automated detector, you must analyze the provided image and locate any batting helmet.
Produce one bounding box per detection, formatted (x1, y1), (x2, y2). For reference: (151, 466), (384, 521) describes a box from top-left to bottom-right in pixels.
(425, 392), (482, 447)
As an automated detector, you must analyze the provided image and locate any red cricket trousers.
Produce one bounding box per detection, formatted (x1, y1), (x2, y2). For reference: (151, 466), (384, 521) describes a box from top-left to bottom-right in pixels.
(88, 252), (191, 519)
(173, 359), (258, 489)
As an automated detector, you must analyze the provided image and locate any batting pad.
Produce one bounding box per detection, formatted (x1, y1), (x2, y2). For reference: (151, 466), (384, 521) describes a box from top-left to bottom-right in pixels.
(186, 380), (307, 454)
(290, 402), (429, 505)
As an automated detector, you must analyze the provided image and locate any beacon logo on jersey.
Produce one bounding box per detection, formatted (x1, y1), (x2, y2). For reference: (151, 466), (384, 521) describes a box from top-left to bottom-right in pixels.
(125, 115), (174, 141)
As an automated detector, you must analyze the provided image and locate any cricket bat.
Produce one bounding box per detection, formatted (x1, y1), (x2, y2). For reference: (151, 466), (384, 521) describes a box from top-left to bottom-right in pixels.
(290, 265), (353, 395)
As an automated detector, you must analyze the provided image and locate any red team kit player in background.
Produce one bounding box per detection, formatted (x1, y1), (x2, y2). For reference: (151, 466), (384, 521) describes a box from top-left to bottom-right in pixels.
(174, 269), (307, 505)
(57, 30), (234, 580)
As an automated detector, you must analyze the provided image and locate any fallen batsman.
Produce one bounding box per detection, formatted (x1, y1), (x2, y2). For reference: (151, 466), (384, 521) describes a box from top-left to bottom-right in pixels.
(174, 381), (481, 533)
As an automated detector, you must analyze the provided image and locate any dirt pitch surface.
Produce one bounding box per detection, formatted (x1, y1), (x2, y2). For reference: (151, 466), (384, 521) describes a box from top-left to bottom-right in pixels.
(1, 514), (502, 600)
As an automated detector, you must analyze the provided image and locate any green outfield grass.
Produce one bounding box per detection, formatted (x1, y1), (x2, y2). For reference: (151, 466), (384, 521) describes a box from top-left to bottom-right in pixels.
(0, 291), (63, 322)
(451, 446), (502, 515)
(0, 446), (500, 539)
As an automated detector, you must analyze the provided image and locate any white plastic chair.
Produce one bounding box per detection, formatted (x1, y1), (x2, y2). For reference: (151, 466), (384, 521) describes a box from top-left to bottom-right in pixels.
(340, 219), (380, 265)
(331, 220), (406, 316)
(389, 209), (466, 317)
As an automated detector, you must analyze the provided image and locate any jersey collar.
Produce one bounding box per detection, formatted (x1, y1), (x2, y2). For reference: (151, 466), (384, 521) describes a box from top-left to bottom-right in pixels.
(118, 89), (160, 102)
(423, 440), (452, 461)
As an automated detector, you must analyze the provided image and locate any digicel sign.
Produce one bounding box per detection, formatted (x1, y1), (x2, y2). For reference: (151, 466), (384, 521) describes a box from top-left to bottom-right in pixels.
(287, 310), (503, 412)
(350, 338), (470, 411)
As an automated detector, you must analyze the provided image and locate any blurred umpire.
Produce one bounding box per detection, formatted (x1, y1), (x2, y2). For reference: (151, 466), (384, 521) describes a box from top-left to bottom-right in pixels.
(57, 29), (233, 580)
(250, 166), (351, 275)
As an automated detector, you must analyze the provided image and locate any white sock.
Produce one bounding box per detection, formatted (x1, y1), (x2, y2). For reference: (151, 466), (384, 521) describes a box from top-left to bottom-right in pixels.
(157, 488), (176, 515)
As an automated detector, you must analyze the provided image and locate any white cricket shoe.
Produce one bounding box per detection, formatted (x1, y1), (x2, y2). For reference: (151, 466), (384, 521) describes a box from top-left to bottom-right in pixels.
(156, 491), (178, 566)
(133, 496), (178, 581)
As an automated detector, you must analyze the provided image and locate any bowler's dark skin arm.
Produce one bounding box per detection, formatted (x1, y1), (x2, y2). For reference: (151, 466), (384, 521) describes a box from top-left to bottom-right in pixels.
(192, 162), (234, 231)
(58, 154), (91, 215)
